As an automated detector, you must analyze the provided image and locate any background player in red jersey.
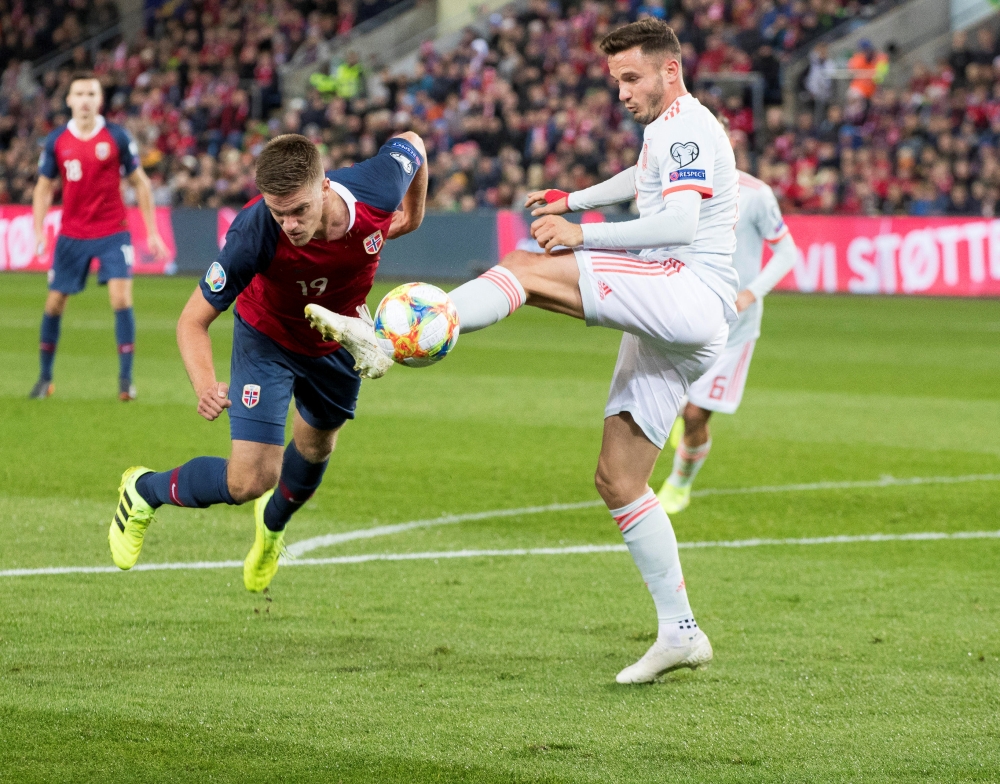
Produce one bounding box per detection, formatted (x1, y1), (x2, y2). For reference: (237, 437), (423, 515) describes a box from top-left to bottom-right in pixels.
(29, 72), (169, 402)
(107, 132), (427, 592)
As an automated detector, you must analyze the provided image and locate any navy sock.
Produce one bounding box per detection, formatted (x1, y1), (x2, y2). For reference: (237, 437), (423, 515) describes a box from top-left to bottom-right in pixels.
(263, 441), (328, 532)
(135, 457), (236, 509)
(39, 313), (61, 381)
(114, 307), (135, 381)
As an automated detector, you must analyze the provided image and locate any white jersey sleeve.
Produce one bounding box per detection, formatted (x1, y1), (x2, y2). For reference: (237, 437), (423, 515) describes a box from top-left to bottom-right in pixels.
(757, 184), (789, 246)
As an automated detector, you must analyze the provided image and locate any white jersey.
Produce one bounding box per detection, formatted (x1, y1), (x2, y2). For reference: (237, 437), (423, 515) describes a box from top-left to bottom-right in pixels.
(635, 93), (740, 314)
(726, 172), (790, 346)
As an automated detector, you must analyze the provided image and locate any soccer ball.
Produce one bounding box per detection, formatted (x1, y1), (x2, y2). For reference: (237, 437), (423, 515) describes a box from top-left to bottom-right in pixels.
(373, 283), (460, 367)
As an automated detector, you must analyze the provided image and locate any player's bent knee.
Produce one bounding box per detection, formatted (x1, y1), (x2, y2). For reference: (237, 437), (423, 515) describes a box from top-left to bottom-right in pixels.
(227, 465), (280, 504)
(683, 404), (711, 431)
(45, 292), (69, 316)
(499, 249), (537, 270)
(594, 466), (638, 508)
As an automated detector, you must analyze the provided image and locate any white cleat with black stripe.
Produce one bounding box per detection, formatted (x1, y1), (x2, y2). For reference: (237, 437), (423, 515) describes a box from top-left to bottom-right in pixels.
(305, 303), (392, 379)
(615, 629), (713, 684)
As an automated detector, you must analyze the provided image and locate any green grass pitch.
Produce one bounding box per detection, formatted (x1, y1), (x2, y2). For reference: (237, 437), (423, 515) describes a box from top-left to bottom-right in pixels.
(1, 272), (999, 782)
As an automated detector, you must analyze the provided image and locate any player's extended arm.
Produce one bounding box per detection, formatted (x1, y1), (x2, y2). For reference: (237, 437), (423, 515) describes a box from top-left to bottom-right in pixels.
(739, 233), (797, 311)
(177, 286), (231, 421)
(569, 167), (637, 210)
(579, 189), (702, 250)
(387, 132), (428, 239)
(128, 168), (170, 260)
(32, 175), (55, 256)
(525, 167), (637, 216)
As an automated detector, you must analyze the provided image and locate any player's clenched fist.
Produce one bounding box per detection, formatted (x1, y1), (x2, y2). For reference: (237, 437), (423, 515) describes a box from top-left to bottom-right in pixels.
(524, 189), (570, 216)
(197, 382), (231, 421)
(530, 214), (584, 253)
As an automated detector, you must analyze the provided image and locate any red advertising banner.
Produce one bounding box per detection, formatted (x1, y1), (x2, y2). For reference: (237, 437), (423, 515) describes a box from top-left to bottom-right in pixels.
(776, 216), (1000, 297)
(498, 211), (1000, 297)
(0, 206), (176, 275)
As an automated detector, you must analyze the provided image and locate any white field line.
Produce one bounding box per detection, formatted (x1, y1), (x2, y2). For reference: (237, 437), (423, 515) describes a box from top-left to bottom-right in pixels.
(285, 501), (603, 557)
(3, 531), (1000, 578)
(287, 473), (1000, 557)
(1, 472), (998, 579)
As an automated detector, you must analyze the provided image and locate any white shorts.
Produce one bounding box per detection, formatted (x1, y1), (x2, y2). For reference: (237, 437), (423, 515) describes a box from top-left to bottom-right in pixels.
(576, 250), (729, 448)
(687, 339), (756, 414)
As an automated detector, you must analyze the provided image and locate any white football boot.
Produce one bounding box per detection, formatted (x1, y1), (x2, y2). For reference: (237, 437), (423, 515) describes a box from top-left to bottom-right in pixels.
(305, 303), (392, 379)
(615, 628), (713, 684)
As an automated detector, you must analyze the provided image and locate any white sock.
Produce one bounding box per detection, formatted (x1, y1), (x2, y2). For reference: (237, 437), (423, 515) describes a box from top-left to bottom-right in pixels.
(610, 489), (694, 640)
(448, 266), (526, 333)
(667, 438), (711, 490)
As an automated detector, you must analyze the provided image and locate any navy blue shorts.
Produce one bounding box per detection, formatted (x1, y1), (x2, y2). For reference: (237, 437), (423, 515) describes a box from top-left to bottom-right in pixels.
(49, 231), (134, 294)
(228, 313), (362, 446)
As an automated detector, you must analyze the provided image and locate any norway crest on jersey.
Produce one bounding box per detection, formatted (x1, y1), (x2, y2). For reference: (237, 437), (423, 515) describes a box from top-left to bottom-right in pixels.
(242, 384), (261, 409)
(363, 230), (383, 255)
(95, 142), (111, 161)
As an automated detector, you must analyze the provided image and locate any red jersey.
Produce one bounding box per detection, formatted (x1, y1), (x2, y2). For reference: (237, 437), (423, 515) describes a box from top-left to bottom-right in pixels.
(200, 138), (423, 357)
(38, 117), (140, 239)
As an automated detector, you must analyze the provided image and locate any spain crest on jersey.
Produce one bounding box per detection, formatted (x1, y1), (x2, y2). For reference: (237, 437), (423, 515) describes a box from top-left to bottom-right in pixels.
(242, 384), (260, 408)
(363, 230), (383, 255)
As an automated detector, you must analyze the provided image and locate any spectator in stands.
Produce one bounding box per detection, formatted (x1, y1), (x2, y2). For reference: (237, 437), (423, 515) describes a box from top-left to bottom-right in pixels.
(804, 42), (836, 110)
(847, 39), (888, 101)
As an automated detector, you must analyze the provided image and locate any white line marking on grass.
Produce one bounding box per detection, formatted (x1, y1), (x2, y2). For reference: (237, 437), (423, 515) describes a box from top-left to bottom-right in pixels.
(287, 473), (1000, 556)
(3, 530), (1000, 579)
(285, 500), (604, 556)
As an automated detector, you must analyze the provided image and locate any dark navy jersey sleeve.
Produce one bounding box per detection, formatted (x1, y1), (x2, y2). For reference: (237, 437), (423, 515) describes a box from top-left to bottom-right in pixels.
(38, 128), (63, 178)
(200, 199), (280, 311)
(328, 137), (422, 213)
(107, 122), (140, 175)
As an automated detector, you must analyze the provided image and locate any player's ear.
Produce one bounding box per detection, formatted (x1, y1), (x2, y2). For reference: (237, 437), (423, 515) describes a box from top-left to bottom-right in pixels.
(661, 55), (679, 81)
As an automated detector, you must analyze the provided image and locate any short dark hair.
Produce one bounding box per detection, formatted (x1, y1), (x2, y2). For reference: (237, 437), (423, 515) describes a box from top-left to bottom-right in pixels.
(599, 19), (682, 60)
(255, 134), (324, 197)
(68, 71), (102, 91)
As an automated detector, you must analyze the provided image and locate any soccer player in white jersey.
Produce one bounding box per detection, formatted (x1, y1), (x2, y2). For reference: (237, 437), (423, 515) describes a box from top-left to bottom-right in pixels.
(310, 19), (739, 683)
(657, 170), (798, 513)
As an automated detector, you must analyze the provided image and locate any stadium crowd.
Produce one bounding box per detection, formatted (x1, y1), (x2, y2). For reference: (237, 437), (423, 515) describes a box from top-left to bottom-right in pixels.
(6, 0), (1000, 218)
(765, 27), (1000, 216)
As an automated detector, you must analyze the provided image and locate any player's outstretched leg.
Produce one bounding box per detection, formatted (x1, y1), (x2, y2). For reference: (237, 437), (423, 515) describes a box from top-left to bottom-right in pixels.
(657, 404), (712, 514)
(305, 251), (579, 370)
(109, 454), (246, 569)
(304, 265), (527, 371)
(448, 264), (526, 332)
(597, 413), (712, 684)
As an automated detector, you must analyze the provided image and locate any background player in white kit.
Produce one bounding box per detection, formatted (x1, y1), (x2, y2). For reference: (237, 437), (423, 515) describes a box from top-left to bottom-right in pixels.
(312, 19), (741, 684)
(657, 169), (798, 514)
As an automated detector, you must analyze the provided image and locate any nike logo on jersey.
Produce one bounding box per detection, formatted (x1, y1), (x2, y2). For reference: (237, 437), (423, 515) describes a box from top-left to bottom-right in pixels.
(670, 142), (700, 168)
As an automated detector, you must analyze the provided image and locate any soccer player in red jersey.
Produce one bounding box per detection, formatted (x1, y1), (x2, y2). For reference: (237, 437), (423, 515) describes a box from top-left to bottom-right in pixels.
(108, 132), (427, 591)
(29, 72), (169, 402)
